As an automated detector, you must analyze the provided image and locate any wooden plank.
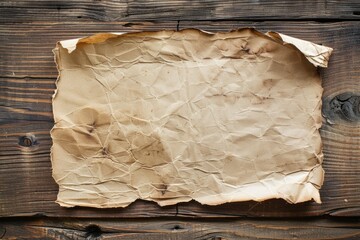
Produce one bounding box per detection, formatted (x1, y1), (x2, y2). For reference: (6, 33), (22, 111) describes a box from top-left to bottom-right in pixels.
(0, 21), (359, 217)
(0, 0), (359, 23)
(0, 217), (359, 239)
(0, 120), (359, 218)
(1, 21), (359, 116)
(0, 121), (176, 218)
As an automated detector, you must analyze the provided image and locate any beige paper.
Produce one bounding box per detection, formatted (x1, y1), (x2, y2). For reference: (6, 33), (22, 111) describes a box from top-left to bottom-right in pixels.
(51, 28), (332, 208)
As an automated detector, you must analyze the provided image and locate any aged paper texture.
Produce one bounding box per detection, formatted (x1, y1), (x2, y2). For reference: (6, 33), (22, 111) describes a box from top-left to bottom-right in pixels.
(52, 29), (332, 208)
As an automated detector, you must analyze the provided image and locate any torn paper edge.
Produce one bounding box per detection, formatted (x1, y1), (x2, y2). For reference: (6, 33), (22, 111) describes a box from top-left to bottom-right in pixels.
(51, 28), (331, 207)
(58, 28), (333, 68)
(266, 32), (333, 67)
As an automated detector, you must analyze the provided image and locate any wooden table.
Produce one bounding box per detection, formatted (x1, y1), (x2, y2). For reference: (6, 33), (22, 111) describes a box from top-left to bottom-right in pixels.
(1, 1), (359, 239)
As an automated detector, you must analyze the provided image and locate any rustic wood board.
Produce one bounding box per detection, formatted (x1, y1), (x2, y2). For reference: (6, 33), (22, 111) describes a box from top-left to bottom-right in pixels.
(1, 0), (360, 225)
(0, 21), (359, 219)
(1, 217), (359, 239)
(0, 0), (359, 22)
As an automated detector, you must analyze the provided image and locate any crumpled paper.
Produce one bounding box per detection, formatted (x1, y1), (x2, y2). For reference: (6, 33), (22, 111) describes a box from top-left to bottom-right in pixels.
(51, 28), (332, 208)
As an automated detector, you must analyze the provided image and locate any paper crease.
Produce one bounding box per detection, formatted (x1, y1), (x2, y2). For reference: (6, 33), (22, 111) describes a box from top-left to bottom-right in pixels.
(51, 28), (332, 208)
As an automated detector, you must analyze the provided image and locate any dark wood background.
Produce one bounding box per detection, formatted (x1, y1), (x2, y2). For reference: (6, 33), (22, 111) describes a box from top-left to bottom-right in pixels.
(0, 1), (359, 239)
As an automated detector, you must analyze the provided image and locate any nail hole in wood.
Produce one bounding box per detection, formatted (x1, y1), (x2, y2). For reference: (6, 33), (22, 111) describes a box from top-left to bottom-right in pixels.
(123, 22), (135, 27)
(19, 135), (37, 147)
(172, 224), (183, 230)
(85, 225), (102, 239)
(211, 237), (222, 240)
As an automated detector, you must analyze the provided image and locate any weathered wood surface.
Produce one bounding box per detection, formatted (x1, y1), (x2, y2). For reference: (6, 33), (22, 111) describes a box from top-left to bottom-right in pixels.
(1, 217), (359, 239)
(1, 0), (360, 224)
(1, 21), (359, 218)
(0, 0), (359, 22)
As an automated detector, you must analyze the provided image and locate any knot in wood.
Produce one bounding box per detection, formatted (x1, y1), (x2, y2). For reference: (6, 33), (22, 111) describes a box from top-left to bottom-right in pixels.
(85, 225), (102, 240)
(330, 93), (360, 122)
(18, 135), (37, 147)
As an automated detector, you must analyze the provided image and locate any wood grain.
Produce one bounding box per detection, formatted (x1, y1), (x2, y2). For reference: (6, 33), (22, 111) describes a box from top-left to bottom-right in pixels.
(1, 217), (359, 240)
(0, 0), (359, 23)
(0, 21), (359, 218)
(1, 21), (359, 118)
(0, 120), (358, 218)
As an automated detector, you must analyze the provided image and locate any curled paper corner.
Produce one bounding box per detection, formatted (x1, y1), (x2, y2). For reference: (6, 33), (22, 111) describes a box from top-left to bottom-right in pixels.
(59, 32), (125, 54)
(267, 32), (333, 68)
(58, 38), (81, 53)
(51, 28), (331, 208)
